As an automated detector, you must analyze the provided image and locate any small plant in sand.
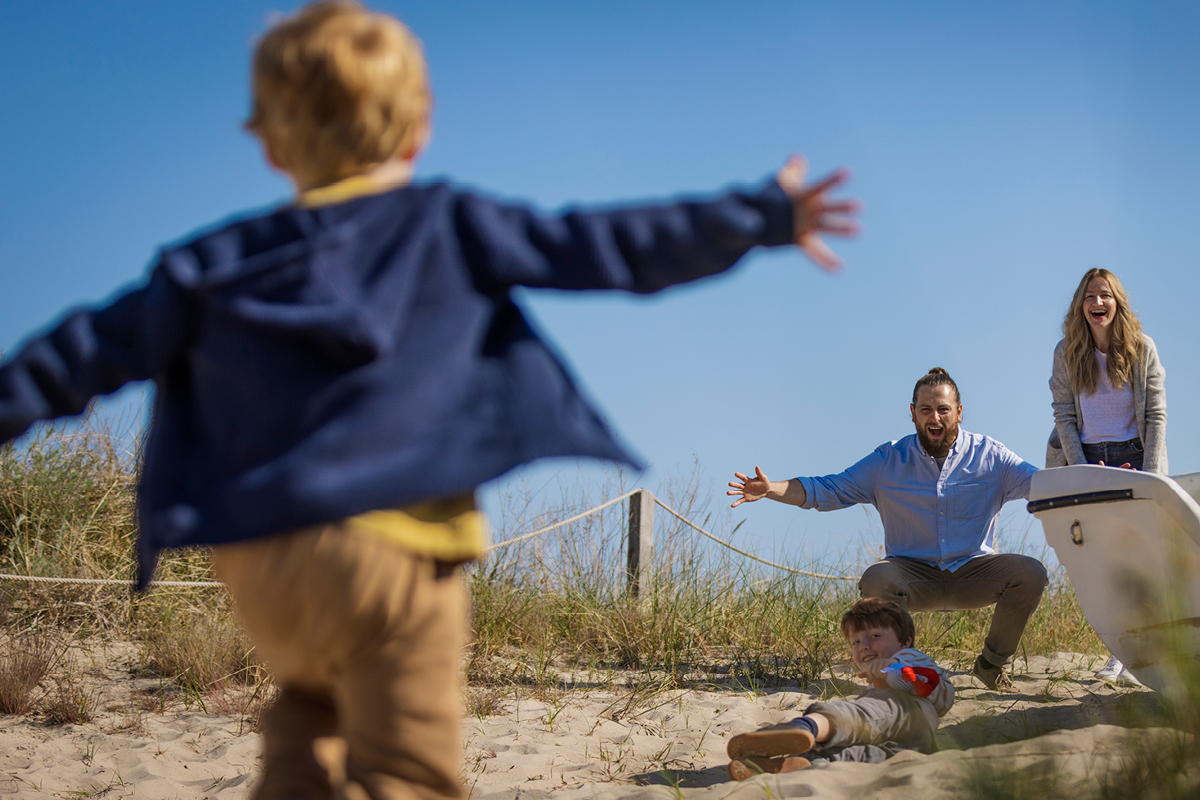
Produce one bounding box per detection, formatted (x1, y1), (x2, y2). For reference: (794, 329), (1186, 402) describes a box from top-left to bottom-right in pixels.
(42, 672), (99, 725)
(138, 601), (264, 695)
(207, 670), (277, 734)
(466, 686), (509, 720)
(0, 630), (60, 715)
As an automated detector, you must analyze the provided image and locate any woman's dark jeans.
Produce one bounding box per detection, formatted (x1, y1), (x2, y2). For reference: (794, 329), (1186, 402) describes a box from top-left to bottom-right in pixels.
(1082, 437), (1144, 470)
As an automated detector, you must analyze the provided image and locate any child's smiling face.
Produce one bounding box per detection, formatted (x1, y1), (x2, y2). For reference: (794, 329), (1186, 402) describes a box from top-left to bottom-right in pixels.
(846, 625), (911, 671)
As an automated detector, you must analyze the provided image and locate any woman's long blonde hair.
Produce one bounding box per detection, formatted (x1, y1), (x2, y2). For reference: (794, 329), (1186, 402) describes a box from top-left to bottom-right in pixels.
(1062, 268), (1143, 394)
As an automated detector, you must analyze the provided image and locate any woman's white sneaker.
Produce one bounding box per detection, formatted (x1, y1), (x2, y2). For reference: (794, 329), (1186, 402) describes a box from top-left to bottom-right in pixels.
(1095, 655), (1123, 681)
(1095, 655), (1142, 686)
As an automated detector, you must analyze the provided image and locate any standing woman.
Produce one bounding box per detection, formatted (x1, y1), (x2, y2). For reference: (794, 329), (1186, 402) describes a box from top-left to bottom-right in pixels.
(1047, 267), (1167, 682)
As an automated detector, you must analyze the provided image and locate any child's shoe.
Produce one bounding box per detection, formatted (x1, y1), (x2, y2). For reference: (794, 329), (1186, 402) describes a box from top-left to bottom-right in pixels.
(727, 721), (816, 760)
(727, 755), (812, 781)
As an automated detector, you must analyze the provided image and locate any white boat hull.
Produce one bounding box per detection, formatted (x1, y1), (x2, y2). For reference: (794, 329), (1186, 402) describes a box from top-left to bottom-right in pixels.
(1029, 465), (1200, 694)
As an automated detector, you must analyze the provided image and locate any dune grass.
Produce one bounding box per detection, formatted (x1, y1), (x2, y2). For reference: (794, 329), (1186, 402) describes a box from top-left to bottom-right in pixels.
(0, 413), (1194, 797)
(0, 631), (60, 715)
(0, 413), (257, 723)
(466, 466), (1105, 691)
(0, 414), (1106, 696)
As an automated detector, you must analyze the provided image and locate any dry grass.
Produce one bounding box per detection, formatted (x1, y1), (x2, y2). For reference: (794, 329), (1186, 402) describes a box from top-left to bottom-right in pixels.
(0, 631), (60, 714)
(0, 411), (216, 637)
(1, 414), (1195, 798)
(467, 466), (1103, 692)
(138, 601), (265, 694)
(0, 419), (1109, 699)
(41, 673), (98, 725)
(206, 675), (277, 734)
(0, 413), (264, 713)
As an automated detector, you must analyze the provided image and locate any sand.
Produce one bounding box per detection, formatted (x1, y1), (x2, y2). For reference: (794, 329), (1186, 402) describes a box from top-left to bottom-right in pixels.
(0, 649), (1180, 799)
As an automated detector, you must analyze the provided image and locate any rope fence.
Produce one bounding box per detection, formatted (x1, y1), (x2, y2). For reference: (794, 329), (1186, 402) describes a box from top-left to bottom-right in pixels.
(651, 496), (856, 581)
(483, 489), (639, 553)
(0, 573), (224, 588)
(0, 488), (857, 592)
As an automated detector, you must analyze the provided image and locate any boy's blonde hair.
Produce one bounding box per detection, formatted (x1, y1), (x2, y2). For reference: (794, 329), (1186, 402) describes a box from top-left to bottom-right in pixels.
(246, 0), (431, 190)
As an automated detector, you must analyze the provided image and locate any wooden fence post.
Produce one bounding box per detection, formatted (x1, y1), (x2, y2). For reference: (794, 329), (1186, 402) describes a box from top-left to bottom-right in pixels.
(627, 489), (655, 600)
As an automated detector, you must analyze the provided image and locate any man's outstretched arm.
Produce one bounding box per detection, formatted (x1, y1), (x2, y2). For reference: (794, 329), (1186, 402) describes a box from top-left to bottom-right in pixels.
(727, 465), (808, 508)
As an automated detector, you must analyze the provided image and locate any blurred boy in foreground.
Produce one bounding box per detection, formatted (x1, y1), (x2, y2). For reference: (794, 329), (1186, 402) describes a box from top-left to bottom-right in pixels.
(727, 598), (955, 780)
(0, 2), (858, 797)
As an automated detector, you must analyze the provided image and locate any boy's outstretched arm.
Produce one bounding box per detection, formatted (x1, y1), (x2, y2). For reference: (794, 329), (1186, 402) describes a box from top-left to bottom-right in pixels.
(777, 155), (860, 271)
(457, 154), (860, 295)
(0, 268), (195, 444)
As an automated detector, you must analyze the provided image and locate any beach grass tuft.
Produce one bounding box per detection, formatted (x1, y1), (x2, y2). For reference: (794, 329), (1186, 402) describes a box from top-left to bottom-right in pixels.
(0, 631), (59, 715)
(42, 672), (99, 725)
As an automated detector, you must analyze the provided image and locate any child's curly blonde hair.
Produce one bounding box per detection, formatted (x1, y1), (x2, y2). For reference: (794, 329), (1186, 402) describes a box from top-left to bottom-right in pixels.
(246, 0), (431, 190)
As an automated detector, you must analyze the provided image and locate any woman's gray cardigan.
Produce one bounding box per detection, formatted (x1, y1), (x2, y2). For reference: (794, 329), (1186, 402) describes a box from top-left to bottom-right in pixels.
(1046, 334), (1168, 474)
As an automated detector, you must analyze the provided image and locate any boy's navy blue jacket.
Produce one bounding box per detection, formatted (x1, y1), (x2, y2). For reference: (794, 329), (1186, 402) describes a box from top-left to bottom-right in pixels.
(0, 179), (795, 587)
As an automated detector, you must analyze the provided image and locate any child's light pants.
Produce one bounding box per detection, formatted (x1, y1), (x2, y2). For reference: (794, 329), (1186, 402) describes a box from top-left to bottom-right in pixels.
(803, 688), (936, 763)
(213, 522), (467, 800)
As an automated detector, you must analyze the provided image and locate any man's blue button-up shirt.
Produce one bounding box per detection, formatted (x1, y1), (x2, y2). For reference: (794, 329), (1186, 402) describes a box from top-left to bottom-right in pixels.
(796, 430), (1038, 571)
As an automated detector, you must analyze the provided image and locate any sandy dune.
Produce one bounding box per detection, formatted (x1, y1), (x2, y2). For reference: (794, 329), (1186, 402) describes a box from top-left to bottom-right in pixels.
(0, 650), (1177, 799)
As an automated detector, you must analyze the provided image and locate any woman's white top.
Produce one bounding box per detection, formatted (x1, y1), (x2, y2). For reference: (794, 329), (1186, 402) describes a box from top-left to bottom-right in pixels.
(1079, 350), (1139, 443)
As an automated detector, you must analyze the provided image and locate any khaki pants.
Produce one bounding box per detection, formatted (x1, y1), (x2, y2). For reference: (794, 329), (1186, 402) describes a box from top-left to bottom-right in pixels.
(805, 688), (936, 758)
(212, 522), (467, 800)
(858, 554), (1048, 666)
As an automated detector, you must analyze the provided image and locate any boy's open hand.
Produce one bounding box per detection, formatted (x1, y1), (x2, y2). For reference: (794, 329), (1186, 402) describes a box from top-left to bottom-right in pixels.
(858, 657), (895, 690)
(777, 155), (861, 272)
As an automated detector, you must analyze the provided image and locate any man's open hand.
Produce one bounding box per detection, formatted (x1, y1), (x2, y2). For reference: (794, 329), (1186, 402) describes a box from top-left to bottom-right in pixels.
(728, 466), (771, 508)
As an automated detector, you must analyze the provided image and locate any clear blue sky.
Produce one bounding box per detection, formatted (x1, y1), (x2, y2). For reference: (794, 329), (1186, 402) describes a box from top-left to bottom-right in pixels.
(1, 1), (1196, 569)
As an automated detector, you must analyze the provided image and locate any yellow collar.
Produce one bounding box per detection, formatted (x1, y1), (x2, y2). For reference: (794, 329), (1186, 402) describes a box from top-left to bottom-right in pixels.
(296, 174), (402, 208)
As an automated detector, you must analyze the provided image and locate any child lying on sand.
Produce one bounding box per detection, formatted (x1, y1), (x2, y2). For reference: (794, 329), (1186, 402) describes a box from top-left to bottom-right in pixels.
(727, 598), (954, 779)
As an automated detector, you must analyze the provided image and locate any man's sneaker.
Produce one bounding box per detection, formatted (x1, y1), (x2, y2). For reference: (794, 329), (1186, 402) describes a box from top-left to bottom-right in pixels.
(728, 756), (812, 782)
(1095, 655), (1143, 686)
(727, 721), (816, 760)
(972, 655), (1017, 693)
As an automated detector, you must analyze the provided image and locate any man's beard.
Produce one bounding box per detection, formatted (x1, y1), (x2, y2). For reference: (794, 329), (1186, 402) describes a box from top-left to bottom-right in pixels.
(917, 421), (958, 459)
